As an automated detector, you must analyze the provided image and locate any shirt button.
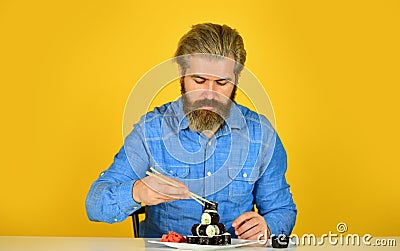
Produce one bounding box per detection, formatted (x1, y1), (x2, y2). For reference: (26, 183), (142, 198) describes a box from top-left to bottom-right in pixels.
(100, 172), (104, 176)
(114, 218), (118, 222)
(242, 172), (248, 178)
(208, 141), (212, 146)
(207, 171), (212, 176)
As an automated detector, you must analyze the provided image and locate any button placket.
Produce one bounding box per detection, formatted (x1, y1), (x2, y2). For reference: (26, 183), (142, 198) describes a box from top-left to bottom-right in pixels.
(204, 138), (215, 201)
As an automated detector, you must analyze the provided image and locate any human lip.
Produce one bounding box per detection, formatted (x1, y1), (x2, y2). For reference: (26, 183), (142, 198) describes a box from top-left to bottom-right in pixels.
(200, 106), (214, 110)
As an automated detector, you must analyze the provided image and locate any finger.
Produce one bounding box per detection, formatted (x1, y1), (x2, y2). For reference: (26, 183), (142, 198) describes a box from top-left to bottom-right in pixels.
(239, 224), (261, 239)
(145, 178), (189, 197)
(244, 231), (264, 240)
(149, 185), (189, 200)
(232, 212), (258, 228)
(143, 185), (180, 201)
(236, 218), (259, 236)
(154, 173), (188, 188)
(141, 174), (188, 192)
(149, 190), (184, 202)
(160, 192), (189, 200)
(240, 220), (269, 240)
(159, 183), (189, 198)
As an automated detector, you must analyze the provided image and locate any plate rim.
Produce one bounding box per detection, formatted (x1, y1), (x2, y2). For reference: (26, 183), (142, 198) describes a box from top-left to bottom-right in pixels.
(147, 239), (260, 249)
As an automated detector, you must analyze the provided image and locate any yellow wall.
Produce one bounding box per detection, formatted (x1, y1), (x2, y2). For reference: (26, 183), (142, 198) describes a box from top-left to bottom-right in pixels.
(0, 0), (399, 237)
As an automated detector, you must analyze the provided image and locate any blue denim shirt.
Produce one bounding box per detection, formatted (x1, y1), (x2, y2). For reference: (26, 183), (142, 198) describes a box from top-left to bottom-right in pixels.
(86, 98), (296, 237)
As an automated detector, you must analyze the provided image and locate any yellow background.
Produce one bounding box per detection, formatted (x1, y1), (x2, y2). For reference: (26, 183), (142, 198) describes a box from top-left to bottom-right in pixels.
(1, 0), (399, 237)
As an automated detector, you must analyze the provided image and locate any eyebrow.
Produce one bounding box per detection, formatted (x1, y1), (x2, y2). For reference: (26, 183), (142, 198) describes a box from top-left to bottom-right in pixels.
(190, 75), (233, 82)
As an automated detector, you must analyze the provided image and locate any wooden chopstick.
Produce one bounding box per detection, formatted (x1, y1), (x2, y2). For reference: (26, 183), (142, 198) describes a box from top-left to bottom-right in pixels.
(147, 167), (215, 206)
(145, 171), (178, 187)
(145, 171), (204, 206)
(188, 192), (213, 205)
(190, 195), (205, 206)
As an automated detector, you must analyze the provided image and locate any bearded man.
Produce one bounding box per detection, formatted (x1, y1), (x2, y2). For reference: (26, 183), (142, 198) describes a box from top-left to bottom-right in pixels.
(86, 23), (296, 240)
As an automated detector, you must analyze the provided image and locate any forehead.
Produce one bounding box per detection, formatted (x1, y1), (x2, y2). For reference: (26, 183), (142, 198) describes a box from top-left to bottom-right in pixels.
(185, 55), (235, 78)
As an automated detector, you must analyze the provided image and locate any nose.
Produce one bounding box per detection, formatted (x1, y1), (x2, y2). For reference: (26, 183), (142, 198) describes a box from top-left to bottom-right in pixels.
(203, 81), (214, 99)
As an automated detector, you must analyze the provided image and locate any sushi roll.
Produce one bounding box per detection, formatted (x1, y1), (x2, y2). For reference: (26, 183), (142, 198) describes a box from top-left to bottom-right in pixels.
(271, 235), (289, 248)
(210, 212), (220, 224)
(204, 201), (218, 211)
(198, 236), (210, 245)
(191, 223), (200, 236)
(186, 236), (199, 244)
(205, 225), (216, 237)
(197, 225), (217, 237)
(214, 225), (220, 235)
(215, 223), (226, 235)
(201, 212), (219, 225)
(222, 232), (231, 244)
(211, 235), (223, 245)
(197, 225), (206, 236)
(186, 200), (228, 246)
(201, 212), (212, 225)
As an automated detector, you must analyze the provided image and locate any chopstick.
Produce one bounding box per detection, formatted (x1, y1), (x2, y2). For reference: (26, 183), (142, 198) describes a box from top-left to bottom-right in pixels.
(147, 167), (215, 206)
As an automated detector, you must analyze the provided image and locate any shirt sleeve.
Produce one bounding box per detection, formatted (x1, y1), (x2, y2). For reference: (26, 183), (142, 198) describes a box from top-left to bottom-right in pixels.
(253, 133), (297, 236)
(85, 123), (149, 224)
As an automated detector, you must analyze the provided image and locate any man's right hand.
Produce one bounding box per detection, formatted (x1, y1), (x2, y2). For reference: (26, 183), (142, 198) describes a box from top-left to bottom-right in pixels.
(132, 173), (190, 205)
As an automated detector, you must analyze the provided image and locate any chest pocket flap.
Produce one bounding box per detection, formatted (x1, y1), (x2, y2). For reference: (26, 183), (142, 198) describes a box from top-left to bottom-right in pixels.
(155, 164), (189, 179)
(228, 166), (259, 183)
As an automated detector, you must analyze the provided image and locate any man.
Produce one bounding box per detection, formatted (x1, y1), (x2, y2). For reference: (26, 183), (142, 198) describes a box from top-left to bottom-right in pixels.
(86, 23), (296, 240)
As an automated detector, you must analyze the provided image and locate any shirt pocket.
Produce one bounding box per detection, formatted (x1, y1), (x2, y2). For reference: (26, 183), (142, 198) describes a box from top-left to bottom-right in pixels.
(155, 164), (190, 179)
(227, 166), (257, 204)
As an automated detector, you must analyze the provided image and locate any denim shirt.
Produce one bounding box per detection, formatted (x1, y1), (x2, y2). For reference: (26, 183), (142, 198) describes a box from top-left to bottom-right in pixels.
(85, 98), (297, 237)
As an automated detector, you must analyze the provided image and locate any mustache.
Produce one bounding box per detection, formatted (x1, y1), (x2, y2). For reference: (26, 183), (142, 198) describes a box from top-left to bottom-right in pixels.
(190, 99), (224, 109)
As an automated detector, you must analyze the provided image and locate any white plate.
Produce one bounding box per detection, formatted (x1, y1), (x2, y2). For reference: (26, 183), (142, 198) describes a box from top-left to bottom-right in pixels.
(148, 239), (260, 250)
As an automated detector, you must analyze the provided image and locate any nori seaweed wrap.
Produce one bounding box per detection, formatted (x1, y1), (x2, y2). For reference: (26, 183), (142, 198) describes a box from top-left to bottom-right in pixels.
(204, 201), (218, 211)
(191, 223), (200, 236)
(198, 236), (210, 245)
(211, 235), (223, 245)
(222, 232), (231, 244)
(186, 236), (199, 244)
(216, 223), (226, 234)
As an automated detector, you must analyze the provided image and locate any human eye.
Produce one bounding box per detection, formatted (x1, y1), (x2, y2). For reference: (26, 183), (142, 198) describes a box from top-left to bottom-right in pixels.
(193, 78), (206, 84)
(216, 80), (229, 86)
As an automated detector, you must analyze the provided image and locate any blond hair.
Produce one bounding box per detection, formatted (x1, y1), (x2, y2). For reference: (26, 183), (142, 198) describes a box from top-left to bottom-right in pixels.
(175, 23), (246, 76)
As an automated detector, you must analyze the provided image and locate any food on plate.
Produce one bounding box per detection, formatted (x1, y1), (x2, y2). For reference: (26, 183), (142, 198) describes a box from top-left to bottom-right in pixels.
(186, 201), (231, 245)
(160, 231), (186, 243)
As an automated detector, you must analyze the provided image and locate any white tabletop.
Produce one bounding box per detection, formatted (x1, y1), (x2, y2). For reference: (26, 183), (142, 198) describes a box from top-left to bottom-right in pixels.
(0, 236), (398, 251)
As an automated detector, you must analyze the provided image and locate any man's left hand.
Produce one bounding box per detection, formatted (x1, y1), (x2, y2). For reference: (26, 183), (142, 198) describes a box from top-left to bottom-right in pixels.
(232, 212), (270, 240)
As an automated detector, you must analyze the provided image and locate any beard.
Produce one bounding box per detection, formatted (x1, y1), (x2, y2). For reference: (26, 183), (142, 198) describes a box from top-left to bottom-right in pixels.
(183, 100), (227, 132)
(181, 78), (236, 133)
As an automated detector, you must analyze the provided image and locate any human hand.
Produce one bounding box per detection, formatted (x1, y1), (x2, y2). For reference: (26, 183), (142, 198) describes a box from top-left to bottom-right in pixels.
(232, 212), (270, 240)
(132, 173), (189, 206)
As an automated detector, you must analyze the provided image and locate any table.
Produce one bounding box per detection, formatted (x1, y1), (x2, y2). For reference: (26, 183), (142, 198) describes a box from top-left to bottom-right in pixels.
(0, 236), (398, 250)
